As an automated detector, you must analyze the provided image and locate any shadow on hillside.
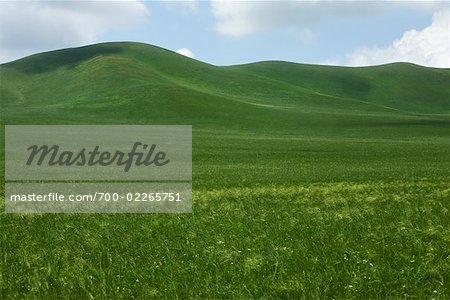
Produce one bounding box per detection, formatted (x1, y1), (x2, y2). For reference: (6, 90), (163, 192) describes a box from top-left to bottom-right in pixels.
(3, 44), (124, 74)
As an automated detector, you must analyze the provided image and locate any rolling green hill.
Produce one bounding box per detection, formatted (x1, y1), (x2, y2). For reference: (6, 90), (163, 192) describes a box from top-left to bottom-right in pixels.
(1, 42), (449, 298)
(2, 42), (449, 128)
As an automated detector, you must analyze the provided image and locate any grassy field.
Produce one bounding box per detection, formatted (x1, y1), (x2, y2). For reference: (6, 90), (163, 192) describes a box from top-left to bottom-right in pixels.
(1, 42), (449, 298)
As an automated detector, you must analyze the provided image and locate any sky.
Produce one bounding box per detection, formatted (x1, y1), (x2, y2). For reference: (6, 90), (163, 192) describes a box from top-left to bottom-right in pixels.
(0, 1), (449, 67)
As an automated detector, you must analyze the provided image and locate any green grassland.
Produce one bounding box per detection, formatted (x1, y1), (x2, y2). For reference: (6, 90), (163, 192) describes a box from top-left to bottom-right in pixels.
(1, 42), (449, 298)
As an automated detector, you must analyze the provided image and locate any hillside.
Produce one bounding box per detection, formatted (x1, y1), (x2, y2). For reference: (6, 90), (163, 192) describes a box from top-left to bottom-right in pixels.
(1, 42), (449, 136)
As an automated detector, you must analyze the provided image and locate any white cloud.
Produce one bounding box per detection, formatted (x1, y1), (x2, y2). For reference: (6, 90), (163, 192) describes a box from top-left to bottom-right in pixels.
(210, 1), (446, 37)
(0, 1), (148, 63)
(176, 48), (195, 59)
(319, 59), (341, 66)
(177, 0), (199, 13)
(162, 0), (199, 14)
(347, 9), (450, 68)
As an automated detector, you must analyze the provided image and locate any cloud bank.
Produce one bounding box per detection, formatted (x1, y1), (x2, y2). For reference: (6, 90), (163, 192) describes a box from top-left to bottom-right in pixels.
(347, 9), (450, 68)
(0, 1), (148, 62)
(210, 1), (444, 37)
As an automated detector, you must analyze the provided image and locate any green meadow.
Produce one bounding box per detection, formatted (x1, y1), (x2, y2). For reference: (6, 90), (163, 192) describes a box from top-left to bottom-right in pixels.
(1, 42), (449, 298)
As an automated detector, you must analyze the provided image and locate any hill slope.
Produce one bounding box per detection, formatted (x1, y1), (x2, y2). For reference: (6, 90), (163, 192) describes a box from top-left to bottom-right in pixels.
(1, 42), (449, 136)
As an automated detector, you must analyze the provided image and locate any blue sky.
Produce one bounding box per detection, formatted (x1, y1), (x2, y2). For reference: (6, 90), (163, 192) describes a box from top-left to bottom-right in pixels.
(1, 1), (449, 67)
